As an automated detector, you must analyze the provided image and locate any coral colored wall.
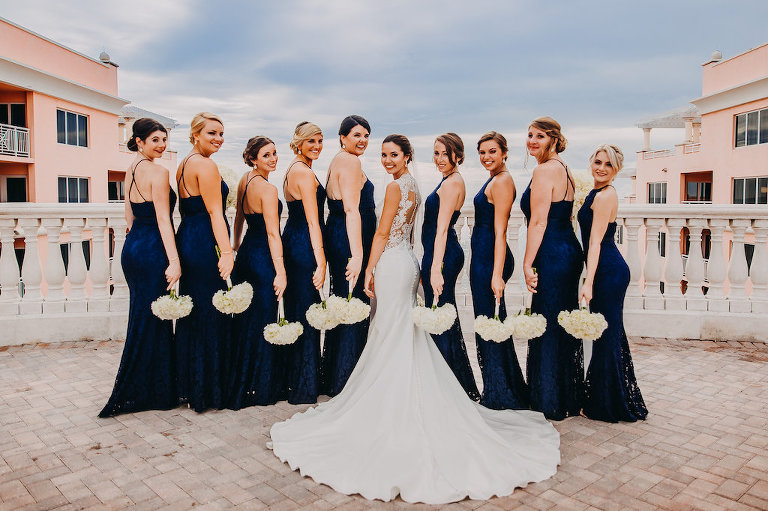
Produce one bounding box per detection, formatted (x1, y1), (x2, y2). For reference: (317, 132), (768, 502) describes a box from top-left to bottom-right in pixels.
(702, 43), (768, 96)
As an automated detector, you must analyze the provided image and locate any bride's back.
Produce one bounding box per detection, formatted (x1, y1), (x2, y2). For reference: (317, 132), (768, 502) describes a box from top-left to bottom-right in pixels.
(386, 172), (421, 251)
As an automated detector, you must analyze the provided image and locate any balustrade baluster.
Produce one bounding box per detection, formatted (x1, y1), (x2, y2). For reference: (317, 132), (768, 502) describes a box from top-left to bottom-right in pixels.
(643, 218), (665, 309)
(0, 219), (21, 315)
(684, 219), (708, 311)
(109, 218), (129, 312)
(87, 218), (110, 312)
(750, 219), (768, 313)
(664, 218), (686, 310)
(18, 218), (43, 314)
(623, 217), (644, 310)
(42, 218), (66, 313)
(64, 218), (88, 312)
(505, 215), (525, 312)
(727, 219), (751, 313)
(706, 219), (729, 312)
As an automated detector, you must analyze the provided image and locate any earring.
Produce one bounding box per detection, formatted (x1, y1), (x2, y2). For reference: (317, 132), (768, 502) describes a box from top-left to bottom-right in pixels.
(138, 147), (143, 153)
(341, 143), (346, 149)
(298, 149), (302, 155)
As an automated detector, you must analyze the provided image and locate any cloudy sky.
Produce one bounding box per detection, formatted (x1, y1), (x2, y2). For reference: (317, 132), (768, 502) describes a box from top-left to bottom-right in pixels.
(4, 1), (768, 197)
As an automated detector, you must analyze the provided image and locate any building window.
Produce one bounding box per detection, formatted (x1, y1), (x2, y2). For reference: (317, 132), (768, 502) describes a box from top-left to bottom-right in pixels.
(648, 182), (667, 204)
(685, 181), (712, 203)
(733, 176), (768, 204)
(107, 180), (125, 202)
(1, 176), (27, 202)
(0, 103), (26, 127)
(56, 109), (88, 147)
(735, 109), (768, 147)
(57, 177), (89, 203)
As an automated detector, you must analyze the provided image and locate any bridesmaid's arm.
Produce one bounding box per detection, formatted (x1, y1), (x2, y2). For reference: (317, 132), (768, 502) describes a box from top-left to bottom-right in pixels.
(123, 178), (134, 231)
(580, 188), (616, 305)
(295, 168), (326, 289)
(430, 178), (462, 301)
(490, 174), (515, 300)
(338, 156), (364, 289)
(150, 166), (181, 289)
(522, 166), (554, 293)
(196, 158), (234, 280)
(232, 173), (248, 252)
(364, 181), (400, 298)
(262, 185), (287, 300)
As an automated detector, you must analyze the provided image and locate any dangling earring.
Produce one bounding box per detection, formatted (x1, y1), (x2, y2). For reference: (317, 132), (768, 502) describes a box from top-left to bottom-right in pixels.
(138, 147), (143, 153)
(298, 149), (302, 155)
(341, 143), (346, 149)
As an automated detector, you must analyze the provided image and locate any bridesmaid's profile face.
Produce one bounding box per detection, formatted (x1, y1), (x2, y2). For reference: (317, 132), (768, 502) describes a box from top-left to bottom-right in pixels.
(433, 141), (454, 174)
(478, 140), (505, 173)
(138, 130), (167, 159)
(299, 134), (323, 160)
(526, 126), (551, 160)
(196, 120), (224, 155)
(590, 150), (616, 186)
(341, 125), (370, 156)
(256, 143), (278, 173)
(381, 142), (408, 176)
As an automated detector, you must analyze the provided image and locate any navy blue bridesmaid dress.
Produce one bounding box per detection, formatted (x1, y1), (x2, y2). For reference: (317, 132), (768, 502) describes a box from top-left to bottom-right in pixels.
(99, 177), (177, 417)
(421, 176), (480, 401)
(282, 170), (326, 404)
(520, 161), (584, 420)
(320, 178), (376, 397)
(577, 186), (647, 422)
(227, 175), (286, 409)
(175, 158), (231, 413)
(470, 174), (529, 409)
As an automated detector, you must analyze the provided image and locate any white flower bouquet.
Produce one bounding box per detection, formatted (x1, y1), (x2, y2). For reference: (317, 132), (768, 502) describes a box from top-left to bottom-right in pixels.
(412, 296), (457, 335)
(212, 277), (253, 315)
(572, 170), (594, 217)
(306, 291), (342, 331)
(151, 289), (193, 320)
(264, 299), (304, 345)
(557, 307), (608, 341)
(507, 308), (547, 341)
(474, 300), (514, 343)
(334, 292), (371, 325)
(218, 165), (242, 209)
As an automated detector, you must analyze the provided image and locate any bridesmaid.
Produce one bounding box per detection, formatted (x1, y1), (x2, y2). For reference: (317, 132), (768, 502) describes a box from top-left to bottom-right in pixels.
(321, 115), (376, 397)
(470, 131), (529, 409)
(421, 133), (480, 401)
(578, 144), (647, 422)
(282, 121), (326, 404)
(227, 136), (287, 409)
(100, 118), (179, 417)
(521, 116), (584, 421)
(175, 112), (234, 413)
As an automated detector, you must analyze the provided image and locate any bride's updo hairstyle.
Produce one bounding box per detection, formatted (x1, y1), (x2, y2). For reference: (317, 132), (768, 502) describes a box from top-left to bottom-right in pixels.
(477, 131), (508, 161)
(189, 112), (223, 144)
(435, 132), (464, 167)
(338, 115), (370, 146)
(589, 144), (624, 179)
(529, 116), (567, 155)
(290, 121), (322, 155)
(127, 118), (167, 151)
(243, 136), (275, 167)
(382, 134), (413, 163)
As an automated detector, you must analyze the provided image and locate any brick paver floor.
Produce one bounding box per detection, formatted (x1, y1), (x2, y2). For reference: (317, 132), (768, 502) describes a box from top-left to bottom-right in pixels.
(1, 336), (767, 510)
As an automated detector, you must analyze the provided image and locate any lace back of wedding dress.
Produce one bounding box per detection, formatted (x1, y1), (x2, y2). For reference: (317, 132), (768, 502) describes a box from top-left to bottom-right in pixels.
(385, 172), (421, 250)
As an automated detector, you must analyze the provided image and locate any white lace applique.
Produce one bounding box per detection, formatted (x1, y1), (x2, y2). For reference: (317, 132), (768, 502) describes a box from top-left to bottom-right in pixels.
(385, 173), (421, 250)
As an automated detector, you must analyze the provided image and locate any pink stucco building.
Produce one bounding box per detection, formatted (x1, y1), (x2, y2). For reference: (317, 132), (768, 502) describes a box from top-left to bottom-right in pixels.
(0, 17), (177, 205)
(633, 43), (768, 206)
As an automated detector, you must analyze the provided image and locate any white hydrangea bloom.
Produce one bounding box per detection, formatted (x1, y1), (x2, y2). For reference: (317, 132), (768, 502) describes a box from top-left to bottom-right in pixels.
(151, 291), (193, 320)
(264, 319), (304, 345)
(572, 170), (594, 219)
(507, 312), (547, 341)
(218, 165), (243, 208)
(412, 303), (456, 335)
(557, 308), (608, 341)
(474, 315), (514, 343)
(336, 296), (371, 325)
(212, 282), (253, 315)
(306, 300), (341, 331)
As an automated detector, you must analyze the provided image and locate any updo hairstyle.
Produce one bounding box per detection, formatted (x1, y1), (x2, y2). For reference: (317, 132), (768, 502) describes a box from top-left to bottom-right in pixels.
(529, 116), (567, 154)
(382, 134), (413, 163)
(127, 118), (167, 151)
(339, 115), (371, 146)
(243, 136), (275, 167)
(189, 112), (223, 144)
(476, 131), (508, 161)
(289, 121), (322, 155)
(589, 144), (624, 175)
(435, 132), (465, 167)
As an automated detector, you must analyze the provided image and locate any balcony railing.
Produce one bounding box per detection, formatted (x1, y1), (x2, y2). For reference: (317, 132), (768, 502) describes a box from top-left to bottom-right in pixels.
(0, 123), (30, 157)
(0, 203), (766, 345)
(641, 143), (702, 160)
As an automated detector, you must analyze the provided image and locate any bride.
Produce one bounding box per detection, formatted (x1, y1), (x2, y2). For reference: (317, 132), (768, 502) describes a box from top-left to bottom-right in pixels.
(269, 134), (560, 504)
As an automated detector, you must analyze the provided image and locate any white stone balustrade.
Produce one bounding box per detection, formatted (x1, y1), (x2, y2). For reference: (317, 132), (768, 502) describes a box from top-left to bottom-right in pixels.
(0, 202), (766, 345)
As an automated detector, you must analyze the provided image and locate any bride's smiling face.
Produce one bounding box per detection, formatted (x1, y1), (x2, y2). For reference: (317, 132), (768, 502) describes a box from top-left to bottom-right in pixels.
(381, 142), (408, 176)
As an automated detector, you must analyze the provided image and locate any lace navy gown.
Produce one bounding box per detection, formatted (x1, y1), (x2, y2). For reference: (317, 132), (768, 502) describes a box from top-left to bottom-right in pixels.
(421, 177), (480, 401)
(577, 186), (647, 422)
(175, 158), (231, 413)
(520, 162), (584, 421)
(320, 178), (376, 397)
(99, 175), (177, 417)
(470, 174), (528, 409)
(227, 175), (286, 409)
(282, 168), (326, 404)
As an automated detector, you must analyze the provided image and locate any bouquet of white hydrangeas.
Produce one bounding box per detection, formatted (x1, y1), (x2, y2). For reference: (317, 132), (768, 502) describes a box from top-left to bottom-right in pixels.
(151, 289), (193, 320)
(474, 300), (515, 343)
(412, 296), (457, 335)
(571, 170), (594, 219)
(507, 308), (547, 341)
(306, 291), (342, 331)
(334, 291), (371, 325)
(218, 165), (242, 209)
(212, 245), (253, 314)
(557, 307), (608, 341)
(264, 299), (303, 345)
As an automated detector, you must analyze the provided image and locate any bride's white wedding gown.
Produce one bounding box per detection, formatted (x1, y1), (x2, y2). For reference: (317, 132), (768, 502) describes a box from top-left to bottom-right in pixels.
(269, 173), (560, 504)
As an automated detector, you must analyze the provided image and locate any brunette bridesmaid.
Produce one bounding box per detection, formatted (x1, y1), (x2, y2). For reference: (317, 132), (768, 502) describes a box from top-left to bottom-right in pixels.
(421, 133), (480, 400)
(521, 116), (584, 421)
(100, 118), (179, 417)
(578, 144), (647, 422)
(321, 115), (376, 396)
(227, 136), (287, 408)
(175, 112), (234, 413)
(470, 132), (529, 409)
(282, 121), (326, 404)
